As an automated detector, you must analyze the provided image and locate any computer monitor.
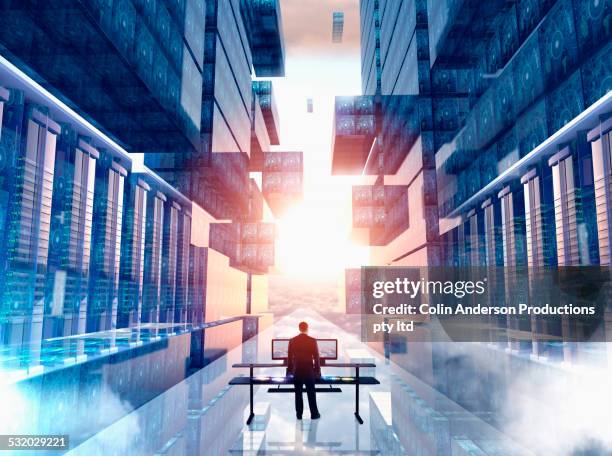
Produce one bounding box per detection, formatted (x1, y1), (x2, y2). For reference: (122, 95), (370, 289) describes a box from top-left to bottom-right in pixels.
(271, 338), (338, 361)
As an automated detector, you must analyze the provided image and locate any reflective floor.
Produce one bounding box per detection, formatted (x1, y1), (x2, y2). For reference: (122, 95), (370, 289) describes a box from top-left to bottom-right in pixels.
(0, 319), (242, 383)
(61, 309), (530, 455)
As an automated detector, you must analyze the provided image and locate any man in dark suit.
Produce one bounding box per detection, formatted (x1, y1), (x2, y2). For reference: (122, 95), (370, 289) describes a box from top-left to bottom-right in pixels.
(287, 321), (321, 420)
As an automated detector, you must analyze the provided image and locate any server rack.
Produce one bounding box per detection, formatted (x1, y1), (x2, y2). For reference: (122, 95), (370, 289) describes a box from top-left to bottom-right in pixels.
(588, 118), (612, 264)
(159, 199), (180, 323)
(87, 153), (127, 332)
(174, 209), (192, 323)
(117, 175), (150, 328)
(44, 126), (98, 338)
(142, 189), (166, 324)
(0, 95), (60, 346)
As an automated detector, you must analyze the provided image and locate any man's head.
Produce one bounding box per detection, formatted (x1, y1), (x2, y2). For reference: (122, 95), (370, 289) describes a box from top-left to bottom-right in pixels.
(298, 321), (308, 333)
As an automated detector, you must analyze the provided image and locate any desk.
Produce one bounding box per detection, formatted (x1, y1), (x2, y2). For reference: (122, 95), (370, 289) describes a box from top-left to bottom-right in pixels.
(230, 362), (379, 425)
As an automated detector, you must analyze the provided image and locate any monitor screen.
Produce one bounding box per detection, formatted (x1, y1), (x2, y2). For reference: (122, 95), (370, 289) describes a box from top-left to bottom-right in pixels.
(271, 338), (337, 360)
(317, 340), (337, 359)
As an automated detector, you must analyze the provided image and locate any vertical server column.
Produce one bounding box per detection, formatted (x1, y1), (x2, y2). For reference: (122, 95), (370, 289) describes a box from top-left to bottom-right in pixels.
(481, 197), (506, 346)
(175, 209), (192, 324)
(467, 208), (485, 267)
(521, 167), (560, 359)
(549, 147), (581, 266)
(159, 200), (180, 324)
(587, 119), (612, 363)
(497, 186), (527, 269)
(117, 176), (150, 329)
(549, 141), (599, 267)
(0, 100), (59, 348)
(481, 198), (504, 268)
(45, 129), (98, 339)
(548, 141), (600, 362)
(588, 120), (612, 264)
(87, 156), (126, 332)
(188, 245), (207, 325)
(521, 168), (557, 268)
(142, 190), (166, 324)
(456, 217), (470, 267)
(498, 186), (529, 352)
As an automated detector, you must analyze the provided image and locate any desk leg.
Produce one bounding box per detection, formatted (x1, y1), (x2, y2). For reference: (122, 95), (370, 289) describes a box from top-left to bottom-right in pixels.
(354, 366), (363, 424)
(247, 366), (255, 425)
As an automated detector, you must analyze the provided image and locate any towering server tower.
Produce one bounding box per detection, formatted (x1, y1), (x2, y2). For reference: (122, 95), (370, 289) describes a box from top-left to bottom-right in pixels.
(336, 2), (611, 270)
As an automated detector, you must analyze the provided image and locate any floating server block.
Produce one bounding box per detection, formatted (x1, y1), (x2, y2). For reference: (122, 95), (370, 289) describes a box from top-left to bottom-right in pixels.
(371, 95), (424, 175)
(245, 178), (265, 222)
(44, 127), (98, 339)
(332, 12), (344, 43)
(234, 222), (276, 274)
(262, 151), (304, 217)
(199, 152), (249, 219)
(0, 1), (206, 154)
(250, 91), (272, 172)
(332, 96), (377, 174)
(209, 222), (240, 260)
(352, 184), (409, 245)
(0, 95), (61, 343)
(241, 0), (286, 77)
(210, 222), (276, 274)
(343, 268), (364, 314)
(252, 81), (281, 145)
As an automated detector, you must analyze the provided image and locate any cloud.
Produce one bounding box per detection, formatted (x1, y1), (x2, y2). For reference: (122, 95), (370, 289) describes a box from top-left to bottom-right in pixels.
(502, 360), (612, 455)
(268, 275), (340, 314)
(423, 342), (612, 455)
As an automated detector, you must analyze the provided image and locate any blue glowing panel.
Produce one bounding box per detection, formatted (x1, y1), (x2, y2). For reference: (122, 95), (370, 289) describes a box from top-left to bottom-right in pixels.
(516, 100), (548, 157)
(573, 0), (612, 56)
(512, 34), (544, 114)
(546, 69), (585, 135)
(538, 0), (579, 87)
(581, 41), (612, 108)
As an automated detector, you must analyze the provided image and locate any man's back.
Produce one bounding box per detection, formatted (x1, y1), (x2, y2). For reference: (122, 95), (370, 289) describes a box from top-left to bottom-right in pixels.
(287, 333), (321, 379)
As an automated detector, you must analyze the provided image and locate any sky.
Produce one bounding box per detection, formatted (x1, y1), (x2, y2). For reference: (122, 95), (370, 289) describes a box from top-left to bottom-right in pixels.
(267, 0), (371, 284)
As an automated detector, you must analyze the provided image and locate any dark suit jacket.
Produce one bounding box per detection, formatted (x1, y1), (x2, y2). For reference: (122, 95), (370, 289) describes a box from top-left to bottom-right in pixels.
(287, 333), (321, 379)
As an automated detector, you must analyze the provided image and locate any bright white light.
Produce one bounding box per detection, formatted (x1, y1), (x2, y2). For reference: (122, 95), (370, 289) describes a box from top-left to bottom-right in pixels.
(275, 199), (369, 280)
(0, 381), (29, 433)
